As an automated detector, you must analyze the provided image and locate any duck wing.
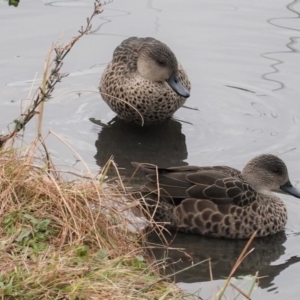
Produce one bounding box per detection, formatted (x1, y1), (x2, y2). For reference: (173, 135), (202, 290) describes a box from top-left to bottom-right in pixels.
(132, 162), (257, 207)
(186, 171), (257, 207)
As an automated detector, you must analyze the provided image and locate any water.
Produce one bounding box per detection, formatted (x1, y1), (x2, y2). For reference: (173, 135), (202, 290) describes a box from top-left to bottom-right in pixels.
(1, 0), (300, 298)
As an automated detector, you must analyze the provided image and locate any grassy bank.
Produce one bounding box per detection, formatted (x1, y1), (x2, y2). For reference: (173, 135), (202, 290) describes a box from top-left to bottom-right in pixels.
(0, 147), (187, 299)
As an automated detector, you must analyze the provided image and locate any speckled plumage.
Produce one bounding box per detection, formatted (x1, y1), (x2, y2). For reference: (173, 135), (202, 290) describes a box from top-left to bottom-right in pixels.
(133, 154), (300, 239)
(99, 37), (191, 125)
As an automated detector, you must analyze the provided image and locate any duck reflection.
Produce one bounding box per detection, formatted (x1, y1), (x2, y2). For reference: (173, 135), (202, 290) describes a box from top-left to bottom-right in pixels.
(94, 117), (188, 181)
(148, 231), (300, 289)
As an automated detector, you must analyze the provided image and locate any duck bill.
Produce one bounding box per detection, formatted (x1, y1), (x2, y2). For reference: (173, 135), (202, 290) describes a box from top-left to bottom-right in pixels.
(167, 75), (190, 98)
(280, 181), (300, 198)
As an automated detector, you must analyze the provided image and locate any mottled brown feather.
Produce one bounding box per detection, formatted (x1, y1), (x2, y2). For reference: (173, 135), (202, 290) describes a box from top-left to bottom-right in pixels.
(99, 37), (191, 125)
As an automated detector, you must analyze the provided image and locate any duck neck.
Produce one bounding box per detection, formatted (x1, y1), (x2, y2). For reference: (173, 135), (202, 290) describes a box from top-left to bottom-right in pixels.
(241, 169), (268, 194)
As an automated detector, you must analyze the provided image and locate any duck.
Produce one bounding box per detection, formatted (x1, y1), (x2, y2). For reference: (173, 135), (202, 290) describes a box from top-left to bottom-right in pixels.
(132, 154), (300, 239)
(99, 37), (191, 126)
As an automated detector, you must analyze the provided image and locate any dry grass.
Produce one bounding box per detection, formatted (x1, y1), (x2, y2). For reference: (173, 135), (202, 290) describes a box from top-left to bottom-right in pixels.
(0, 146), (186, 299)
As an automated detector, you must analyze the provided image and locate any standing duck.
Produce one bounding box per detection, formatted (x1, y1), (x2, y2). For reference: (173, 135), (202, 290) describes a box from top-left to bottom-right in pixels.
(132, 154), (300, 238)
(99, 37), (191, 125)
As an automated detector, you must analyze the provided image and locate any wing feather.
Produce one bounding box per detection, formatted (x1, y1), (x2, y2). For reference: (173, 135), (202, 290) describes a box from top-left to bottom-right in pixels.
(133, 162), (257, 208)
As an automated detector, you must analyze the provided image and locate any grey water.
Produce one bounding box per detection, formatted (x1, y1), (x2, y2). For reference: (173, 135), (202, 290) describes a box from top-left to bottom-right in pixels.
(1, 0), (300, 298)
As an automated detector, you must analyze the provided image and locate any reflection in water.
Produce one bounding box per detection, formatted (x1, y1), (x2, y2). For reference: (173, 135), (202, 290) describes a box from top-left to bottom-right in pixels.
(261, 0), (300, 91)
(226, 85), (256, 93)
(148, 231), (300, 291)
(147, 0), (162, 33)
(90, 8), (131, 37)
(94, 117), (188, 180)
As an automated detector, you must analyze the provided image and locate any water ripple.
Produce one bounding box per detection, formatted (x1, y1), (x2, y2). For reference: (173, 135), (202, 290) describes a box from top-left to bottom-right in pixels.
(261, 0), (300, 91)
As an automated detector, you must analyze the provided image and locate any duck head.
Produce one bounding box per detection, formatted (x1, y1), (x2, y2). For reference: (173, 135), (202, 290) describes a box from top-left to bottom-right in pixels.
(137, 41), (190, 98)
(241, 154), (300, 198)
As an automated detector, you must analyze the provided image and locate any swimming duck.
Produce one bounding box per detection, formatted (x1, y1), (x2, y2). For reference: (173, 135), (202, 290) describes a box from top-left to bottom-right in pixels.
(132, 154), (300, 238)
(99, 37), (191, 125)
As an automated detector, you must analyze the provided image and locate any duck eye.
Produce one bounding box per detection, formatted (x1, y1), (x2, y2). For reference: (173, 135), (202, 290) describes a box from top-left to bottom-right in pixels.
(156, 59), (165, 66)
(271, 168), (280, 174)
